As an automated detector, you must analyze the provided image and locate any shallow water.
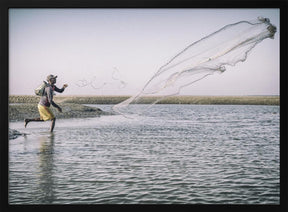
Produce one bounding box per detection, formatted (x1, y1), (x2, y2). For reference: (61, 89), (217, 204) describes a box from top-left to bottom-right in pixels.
(9, 104), (279, 204)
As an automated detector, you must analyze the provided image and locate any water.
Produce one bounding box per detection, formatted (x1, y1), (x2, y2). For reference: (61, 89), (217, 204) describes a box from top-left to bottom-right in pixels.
(9, 104), (280, 204)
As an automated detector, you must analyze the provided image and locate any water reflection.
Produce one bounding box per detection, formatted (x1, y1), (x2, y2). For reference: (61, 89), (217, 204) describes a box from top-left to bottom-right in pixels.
(37, 133), (55, 204)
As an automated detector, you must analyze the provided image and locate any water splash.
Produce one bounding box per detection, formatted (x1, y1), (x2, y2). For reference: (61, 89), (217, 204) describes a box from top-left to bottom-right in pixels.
(113, 17), (276, 115)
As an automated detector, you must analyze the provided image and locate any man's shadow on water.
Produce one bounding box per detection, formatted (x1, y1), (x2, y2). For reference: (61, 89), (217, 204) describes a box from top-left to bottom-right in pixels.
(36, 133), (56, 204)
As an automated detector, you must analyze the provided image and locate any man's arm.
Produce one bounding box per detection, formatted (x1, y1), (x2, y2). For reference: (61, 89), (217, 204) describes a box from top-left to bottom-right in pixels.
(47, 87), (62, 111)
(54, 86), (64, 93)
(54, 84), (68, 93)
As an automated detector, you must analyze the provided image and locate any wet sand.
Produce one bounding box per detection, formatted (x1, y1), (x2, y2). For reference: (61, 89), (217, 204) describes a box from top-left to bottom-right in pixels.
(8, 95), (279, 139)
(9, 103), (110, 122)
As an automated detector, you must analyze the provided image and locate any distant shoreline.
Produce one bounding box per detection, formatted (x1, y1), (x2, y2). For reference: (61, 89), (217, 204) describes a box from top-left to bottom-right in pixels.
(8, 95), (279, 122)
(9, 95), (279, 105)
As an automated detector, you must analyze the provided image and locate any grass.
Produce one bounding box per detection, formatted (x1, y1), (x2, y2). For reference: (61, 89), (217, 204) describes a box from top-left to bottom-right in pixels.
(8, 95), (279, 122)
(9, 95), (279, 105)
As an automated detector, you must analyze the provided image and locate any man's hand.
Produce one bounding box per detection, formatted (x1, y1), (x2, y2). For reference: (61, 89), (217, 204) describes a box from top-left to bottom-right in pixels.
(57, 107), (62, 113)
(63, 84), (68, 88)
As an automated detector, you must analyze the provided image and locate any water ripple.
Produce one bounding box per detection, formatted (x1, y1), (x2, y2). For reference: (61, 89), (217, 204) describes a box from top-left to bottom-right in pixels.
(9, 105), (279, 204)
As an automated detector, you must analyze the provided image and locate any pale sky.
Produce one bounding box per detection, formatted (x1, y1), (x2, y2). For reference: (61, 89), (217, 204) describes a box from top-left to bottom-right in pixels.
(9, 9), (279, 96)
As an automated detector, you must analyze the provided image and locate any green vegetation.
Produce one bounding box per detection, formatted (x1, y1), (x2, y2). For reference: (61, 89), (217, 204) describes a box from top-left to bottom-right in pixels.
(9, 95), (279, 105)
(8, 95), (279, 122)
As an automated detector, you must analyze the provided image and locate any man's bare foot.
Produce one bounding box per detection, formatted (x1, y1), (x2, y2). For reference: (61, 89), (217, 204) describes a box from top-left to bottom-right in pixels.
(24, 119), (29, 128)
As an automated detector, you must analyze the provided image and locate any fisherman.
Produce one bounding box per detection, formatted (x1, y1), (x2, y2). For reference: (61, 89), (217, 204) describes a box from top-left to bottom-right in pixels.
(24, 74), (68, 132)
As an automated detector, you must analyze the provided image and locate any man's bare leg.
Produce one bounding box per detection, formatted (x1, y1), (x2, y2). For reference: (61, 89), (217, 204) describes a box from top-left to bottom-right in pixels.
(24, 118), (43, 128)
(50, 118), (56, 132)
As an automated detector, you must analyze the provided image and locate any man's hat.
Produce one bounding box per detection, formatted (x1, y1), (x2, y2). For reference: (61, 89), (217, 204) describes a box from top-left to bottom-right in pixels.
(47, 74), (57, 81)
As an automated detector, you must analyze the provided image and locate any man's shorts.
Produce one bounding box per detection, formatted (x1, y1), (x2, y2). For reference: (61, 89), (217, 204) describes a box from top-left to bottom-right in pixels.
(38, 104), (55, 121)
